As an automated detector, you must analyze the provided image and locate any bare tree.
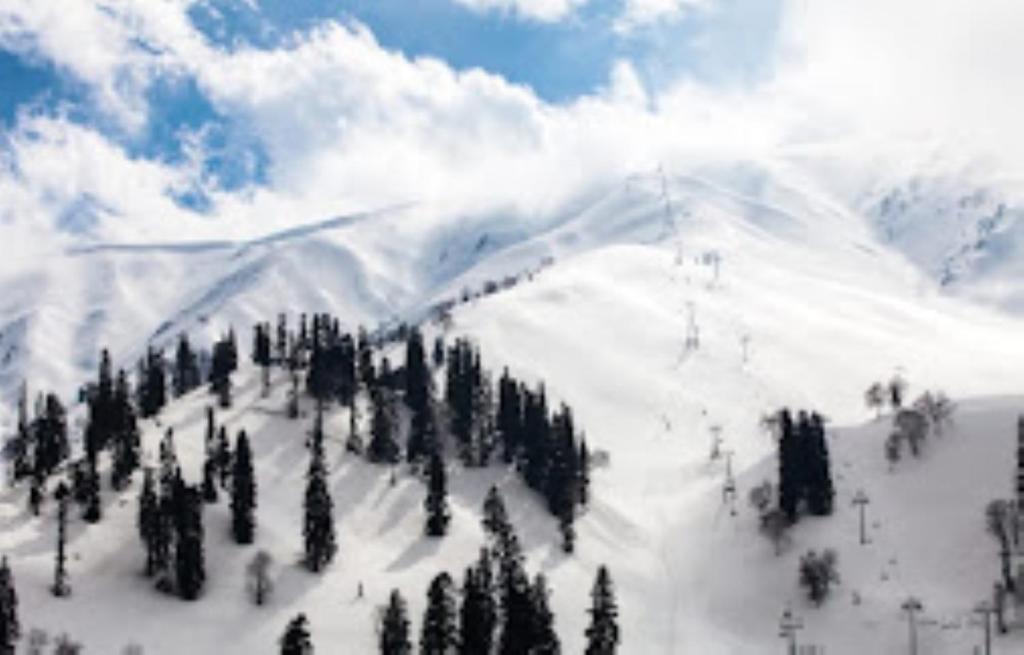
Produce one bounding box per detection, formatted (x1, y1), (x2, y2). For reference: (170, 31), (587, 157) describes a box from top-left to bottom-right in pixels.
(247, 550), (274, 606)
(799, 549), (839, 605)
(865, 382), (885, 418)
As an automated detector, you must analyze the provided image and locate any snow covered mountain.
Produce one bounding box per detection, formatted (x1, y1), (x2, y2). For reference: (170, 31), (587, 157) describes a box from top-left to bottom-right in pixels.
(3, 157), (1024, 653)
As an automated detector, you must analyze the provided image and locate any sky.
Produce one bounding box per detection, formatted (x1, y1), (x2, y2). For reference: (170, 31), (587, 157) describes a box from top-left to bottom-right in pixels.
(0, 0), (1022, 257)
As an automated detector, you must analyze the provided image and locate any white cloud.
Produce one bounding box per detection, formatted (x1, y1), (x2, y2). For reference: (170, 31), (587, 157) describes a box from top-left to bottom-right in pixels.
(0, 0), (210, 131)
(449, 0), (590, 22)
(3, 0), (1024, 256)
(773, 0), (1024, 170)
(614, 0), (710, 33)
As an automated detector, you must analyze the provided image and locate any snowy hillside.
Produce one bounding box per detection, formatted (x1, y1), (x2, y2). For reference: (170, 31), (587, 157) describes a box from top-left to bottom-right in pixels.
(3, 160), (1024, 653)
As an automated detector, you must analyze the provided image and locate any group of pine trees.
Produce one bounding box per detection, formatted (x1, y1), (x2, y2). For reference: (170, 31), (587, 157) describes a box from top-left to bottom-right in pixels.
(252, 316), (593, 553)
(136, 430), (206, 599)
(282, 486), (619, 654)
(136, 406), (258, 600)
(777, 409), (835, 523)
(7, 387), (69, 516)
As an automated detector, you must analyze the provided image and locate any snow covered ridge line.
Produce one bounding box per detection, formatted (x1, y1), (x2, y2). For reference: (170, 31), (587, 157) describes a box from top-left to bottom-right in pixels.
(63, 203), (415, 256)
(1, 314), (619, 653)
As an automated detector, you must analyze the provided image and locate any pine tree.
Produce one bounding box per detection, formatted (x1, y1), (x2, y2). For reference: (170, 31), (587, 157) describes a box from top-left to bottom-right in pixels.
(209, 335), (234, 409)
(777, 409), (799, 523)
(216, 426), (232, 490)
(380, 590), (412, 655)
(174, 333), (201, 397)
(527, 574), (560, 654)
(303, 424), (336, 572)
(52, 483), (70, 597)
(521, 386), (551, 492)
(345, 394), (363, 455)
(804, 413), (834, 516)
(0, 557), (20, 655)
(230, 431), (257, 544)
(578, 438), (591, 507)
(497, 560), (532, 655)
(253, 323), (273, 397)
(424, 453), (451, 538)
(584, 566), (619, 655)
(174, 485), (205, 600)
(138, 468), (161, 576)
(280, 614), (313, 655)
(404, 328), (433, 463)
(9, 385), (31, 483)
(110, 369), (140, 490)
(368, 389), (400, 464)
(420, 572), (458, 655)
(458, 550), (496, 655)
(202, 409), (218, 503)
(139, 347), (167, 418)
(496, 370), (522, 465)
(81, 451), (101, 524)
(34, 393), (69, 481)
(482, 486), (511, 545)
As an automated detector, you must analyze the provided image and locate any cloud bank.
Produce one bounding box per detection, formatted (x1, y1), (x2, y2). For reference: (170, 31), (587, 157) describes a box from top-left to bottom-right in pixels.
(0, 0), (1022, 266)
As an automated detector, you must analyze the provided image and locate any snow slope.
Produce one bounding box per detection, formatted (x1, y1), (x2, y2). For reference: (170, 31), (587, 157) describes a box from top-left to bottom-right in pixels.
(2, 159), (1024, 652)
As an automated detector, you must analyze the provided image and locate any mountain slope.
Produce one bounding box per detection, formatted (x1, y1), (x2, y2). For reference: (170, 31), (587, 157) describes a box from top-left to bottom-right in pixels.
(3, 160), (1024, 652)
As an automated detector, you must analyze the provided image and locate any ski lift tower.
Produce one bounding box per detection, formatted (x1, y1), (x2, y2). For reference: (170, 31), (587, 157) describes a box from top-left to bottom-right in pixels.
(684, 302), (700, 351)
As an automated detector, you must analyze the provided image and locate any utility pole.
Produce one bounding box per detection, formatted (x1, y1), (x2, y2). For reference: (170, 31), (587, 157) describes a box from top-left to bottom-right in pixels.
(852, 489), (871, 545)
(901, 596), (923, 655)
(778, 607), (803, 655)
(709, 424), (723, 461)
(973, 599), (995, 655)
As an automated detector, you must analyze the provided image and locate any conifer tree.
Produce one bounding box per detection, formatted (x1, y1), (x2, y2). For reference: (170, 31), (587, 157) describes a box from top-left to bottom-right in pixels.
(380, 590), (412, 655)
(420, 572), (458, 655)
(52, 483), (70, 597)
(303, 421), (336, 572)
(9, 385), (31, 483)
(804, 413), (834, 516)
(368, 389), (400, 464)
(584, 566), (619, 655)
(110, 369), (140, 490)
(497, 560), (532, 655)
(174, 485), (205, 600)
(482, 486), (511, 545)
(230, 431), (257, 544)
(404, 328), (434, 463)
(34, 393), (69, 481)
(253, 323), (273, 397)
(357, 328), (376, 389)
(527, 574), (559, 655)
(424, 453), (451, 538)
(202, 408), (219, 503)
(28, 476), (42, 517)
(81, 451), (101, 524)
(280, 614), (313, 655)
(345, 394), (363, 455)
(496, 370), (522, 465)
(0, 557), (19, 655)
(522, 386), (551, 492)
(138, 468), (161, 576)
(216, 426), (232, 490)
(174, 333), (201, 397)
(139, 347), (167, 418)
(458, 550), (496, 655)
(209, 335), (234, 409)
(578, 438), (591, 507)
(777, 409), (799, 523)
